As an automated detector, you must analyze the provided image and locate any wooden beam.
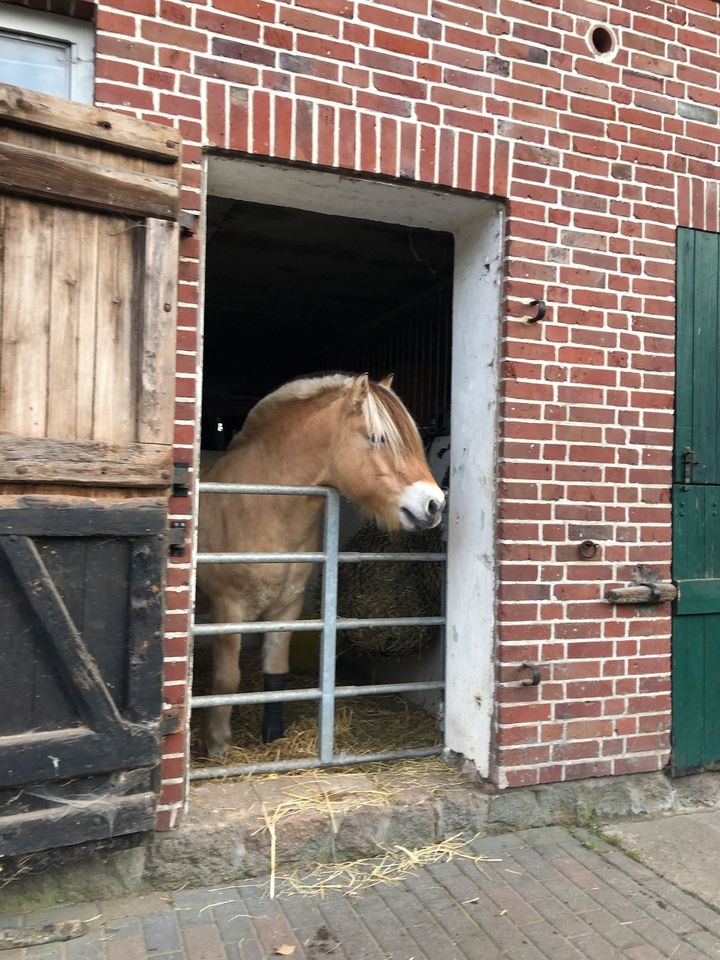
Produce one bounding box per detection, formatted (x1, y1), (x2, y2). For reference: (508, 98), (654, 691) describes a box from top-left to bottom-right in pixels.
(0, 142), (179, 221)
(0, 792), (156, 857)
(606, 583), (677, 605)
(0, 436), (173, 487)
(0, 499), (167, 537)
(0, 83), (180, 164)
(0, 727), (158, 787)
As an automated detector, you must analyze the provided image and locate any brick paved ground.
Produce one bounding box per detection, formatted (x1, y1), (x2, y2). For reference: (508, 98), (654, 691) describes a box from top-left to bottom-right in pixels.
(3, 826), (720, 960)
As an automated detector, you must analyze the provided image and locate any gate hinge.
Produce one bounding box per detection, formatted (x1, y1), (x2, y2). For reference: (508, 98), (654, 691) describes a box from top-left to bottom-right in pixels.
(682, 447), (699, 486)
(172, 462), (190, 498)
(160, 713), (181, 737)
(179, 211), (198, 236)
(168, 521), (187, 557)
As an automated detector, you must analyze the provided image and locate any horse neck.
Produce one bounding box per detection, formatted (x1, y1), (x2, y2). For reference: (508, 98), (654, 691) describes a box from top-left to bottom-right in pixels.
(253, 397), (339, 486)
(224, 398), (339, 546)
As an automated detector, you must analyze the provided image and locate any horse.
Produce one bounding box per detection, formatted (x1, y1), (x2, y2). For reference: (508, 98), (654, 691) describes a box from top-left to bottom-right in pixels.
(196, 372), (446, 757)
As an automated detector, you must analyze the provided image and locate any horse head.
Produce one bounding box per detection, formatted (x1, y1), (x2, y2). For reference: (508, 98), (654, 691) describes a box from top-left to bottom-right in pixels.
(329, 373), (446, 532)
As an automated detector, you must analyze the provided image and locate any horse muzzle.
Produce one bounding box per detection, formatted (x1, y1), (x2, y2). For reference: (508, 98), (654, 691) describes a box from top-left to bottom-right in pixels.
(399, 482), (446, 531)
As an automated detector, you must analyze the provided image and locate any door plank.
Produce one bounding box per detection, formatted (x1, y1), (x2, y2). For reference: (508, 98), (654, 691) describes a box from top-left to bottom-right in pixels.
(0, 536), (126, 735)
(126, 538), (165, 723)
(0, 199), (52, 437)
(672, 614), (706, 775)
(674, 229), (695, 483)
(46, 206), (83, 439)
(138, 219), (180, 445)
(93, 217), (142, 446)
(676, 578), (720, 615)
(0, 142), (179, 221)
(691, 232), (719, 485)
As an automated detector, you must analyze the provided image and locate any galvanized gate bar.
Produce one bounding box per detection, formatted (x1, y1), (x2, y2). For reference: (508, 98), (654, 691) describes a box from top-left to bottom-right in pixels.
(194, 616), (445, 636)
(191, 480), (445, 780)
(190, 746), (443, 781)
(318, 489), (339, 764)
(196, 552), (445, 564)
(192, 680), (445, 709)
(200, 482), (333, 495)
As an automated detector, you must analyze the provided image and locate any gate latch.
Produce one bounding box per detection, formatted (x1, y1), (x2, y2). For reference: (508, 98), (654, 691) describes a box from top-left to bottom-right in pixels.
(682, 447), (699, 486)
(168, 521), (187, 558)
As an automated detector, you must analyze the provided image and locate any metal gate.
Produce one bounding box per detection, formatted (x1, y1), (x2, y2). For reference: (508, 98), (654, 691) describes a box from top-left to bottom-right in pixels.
(190, 482), (446, 780)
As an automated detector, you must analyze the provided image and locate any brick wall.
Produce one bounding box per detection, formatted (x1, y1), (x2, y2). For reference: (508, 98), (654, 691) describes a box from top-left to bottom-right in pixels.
(91, 0), (720, 822)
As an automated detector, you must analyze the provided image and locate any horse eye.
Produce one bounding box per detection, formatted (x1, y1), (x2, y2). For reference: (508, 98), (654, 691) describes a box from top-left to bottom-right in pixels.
(368, 434), (385, 445)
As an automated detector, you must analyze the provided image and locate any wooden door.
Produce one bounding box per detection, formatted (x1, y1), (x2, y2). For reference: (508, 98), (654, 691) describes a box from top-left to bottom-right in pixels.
(0, 84), (181, 855)
(672, 227), (720, 774)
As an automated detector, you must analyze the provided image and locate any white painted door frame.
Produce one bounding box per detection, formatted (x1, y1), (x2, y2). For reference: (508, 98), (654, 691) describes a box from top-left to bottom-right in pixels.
(200, 156), (504, 777)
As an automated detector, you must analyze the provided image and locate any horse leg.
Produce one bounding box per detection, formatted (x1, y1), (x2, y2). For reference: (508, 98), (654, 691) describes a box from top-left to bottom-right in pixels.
(261, 597), (304, 742)
(205, 597), (244, 757)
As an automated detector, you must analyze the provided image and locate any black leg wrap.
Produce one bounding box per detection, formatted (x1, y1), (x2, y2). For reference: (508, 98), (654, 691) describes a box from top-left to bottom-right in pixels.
(262, 673), (286, 743)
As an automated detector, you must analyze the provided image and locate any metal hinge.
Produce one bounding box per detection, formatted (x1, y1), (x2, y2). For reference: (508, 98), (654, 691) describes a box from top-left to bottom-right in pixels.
(168, 521), (187, 557)
(682, 447), (699, 486)
(179, 211), (198, 236)
(172, 462), (190, 498)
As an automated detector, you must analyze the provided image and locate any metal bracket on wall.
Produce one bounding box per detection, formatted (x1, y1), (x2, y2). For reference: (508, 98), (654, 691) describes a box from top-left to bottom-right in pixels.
(179, 211), (198, 237)
(168, 521), (187, 557)
(172, 462), (190, 498)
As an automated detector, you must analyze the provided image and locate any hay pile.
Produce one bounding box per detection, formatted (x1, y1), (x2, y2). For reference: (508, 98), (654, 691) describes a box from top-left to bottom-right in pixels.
(190, 655), (441, 768)
(336, 522), (444, 657)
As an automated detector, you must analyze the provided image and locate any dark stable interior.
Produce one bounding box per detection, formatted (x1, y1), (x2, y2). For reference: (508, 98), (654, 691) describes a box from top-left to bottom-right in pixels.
(201, 197), (454, 449)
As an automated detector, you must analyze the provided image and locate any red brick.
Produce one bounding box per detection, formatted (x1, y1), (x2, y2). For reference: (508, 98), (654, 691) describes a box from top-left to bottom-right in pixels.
(142, 20), (208, 51)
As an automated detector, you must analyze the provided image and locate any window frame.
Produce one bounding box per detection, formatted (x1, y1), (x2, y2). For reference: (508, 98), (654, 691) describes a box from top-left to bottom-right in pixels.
(0, 6), (94, 104)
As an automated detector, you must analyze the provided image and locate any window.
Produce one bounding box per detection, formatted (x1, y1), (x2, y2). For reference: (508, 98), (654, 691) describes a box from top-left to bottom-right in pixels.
(0, 7), (94, 103)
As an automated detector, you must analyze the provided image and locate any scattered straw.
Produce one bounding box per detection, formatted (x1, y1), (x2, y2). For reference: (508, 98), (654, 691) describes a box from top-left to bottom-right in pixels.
(190, 663), (441, 776)
(278, 834), (500, 898)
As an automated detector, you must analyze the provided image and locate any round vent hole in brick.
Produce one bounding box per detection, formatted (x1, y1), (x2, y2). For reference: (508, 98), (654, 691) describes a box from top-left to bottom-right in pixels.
(589, 25), (614, 56)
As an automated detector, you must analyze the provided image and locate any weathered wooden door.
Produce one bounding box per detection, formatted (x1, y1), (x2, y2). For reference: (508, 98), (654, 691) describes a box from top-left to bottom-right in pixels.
(672, 227), (720, 775)
(0, 84), (181, 855)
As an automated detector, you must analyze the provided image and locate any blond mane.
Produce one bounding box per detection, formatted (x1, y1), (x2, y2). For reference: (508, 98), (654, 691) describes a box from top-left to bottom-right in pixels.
(236, 374), (423, 461)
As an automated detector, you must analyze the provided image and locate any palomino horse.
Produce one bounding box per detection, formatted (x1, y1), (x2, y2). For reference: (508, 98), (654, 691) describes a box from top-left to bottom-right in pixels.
(197, 372), (446, 757)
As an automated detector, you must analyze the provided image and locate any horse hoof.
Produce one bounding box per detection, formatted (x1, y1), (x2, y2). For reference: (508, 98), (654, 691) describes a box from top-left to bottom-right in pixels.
(205, 737), (232, 758)
(261, 720), (285, 743)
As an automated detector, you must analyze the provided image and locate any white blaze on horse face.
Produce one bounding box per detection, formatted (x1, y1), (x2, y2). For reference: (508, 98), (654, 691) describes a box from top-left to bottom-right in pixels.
(398, 480), (446, 531)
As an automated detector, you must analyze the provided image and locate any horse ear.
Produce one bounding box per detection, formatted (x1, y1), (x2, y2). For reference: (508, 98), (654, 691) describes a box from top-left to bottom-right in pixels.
(379, 373), (394, 390)
(350, 373), (369, 411)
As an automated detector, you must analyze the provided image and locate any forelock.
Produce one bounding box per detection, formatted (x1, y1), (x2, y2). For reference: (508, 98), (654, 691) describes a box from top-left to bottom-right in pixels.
(363, 384), (423, 460)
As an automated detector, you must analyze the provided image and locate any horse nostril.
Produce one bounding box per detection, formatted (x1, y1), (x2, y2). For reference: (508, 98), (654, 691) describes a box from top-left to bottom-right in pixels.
(427, 498), (439, 517)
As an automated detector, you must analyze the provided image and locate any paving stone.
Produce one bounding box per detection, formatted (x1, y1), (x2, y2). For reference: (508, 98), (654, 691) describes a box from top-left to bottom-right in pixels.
(565, 931), (624, 960)
(375, 884), (468, 960)
(313, 898), (386, 960)
(140, 914), (182, 955)
(578, 907), (646, 951)
(684, 930), (720, 958)
(105, 939), (147, 960)
(181, 926), (227, 960)
(103, 919), (143, 942)
(24, 946), (65, 960)
(100, 899), (172, 923)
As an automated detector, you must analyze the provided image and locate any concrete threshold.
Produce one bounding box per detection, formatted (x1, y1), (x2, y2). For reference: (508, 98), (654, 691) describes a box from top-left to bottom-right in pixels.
(4, 762), (720, 914)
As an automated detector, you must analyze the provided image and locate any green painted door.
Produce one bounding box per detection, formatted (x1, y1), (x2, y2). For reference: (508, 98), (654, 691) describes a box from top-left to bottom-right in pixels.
(673, 227), (720, 774)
